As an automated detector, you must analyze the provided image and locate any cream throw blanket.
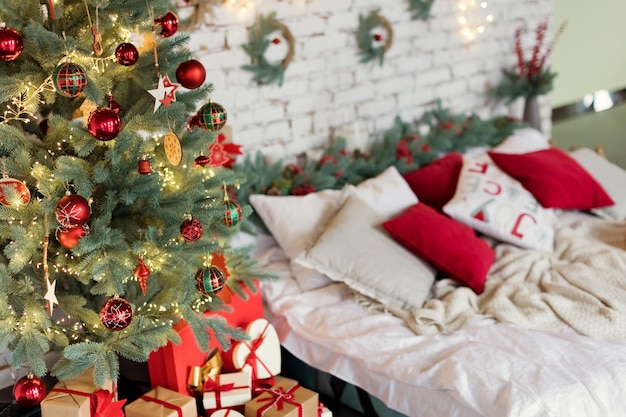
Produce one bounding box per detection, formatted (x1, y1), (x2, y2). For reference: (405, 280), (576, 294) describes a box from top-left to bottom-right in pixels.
(406, 213), (626, 342)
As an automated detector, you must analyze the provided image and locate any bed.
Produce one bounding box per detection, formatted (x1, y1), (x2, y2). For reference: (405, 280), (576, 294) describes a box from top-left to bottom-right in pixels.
(240, 127), (626, 417)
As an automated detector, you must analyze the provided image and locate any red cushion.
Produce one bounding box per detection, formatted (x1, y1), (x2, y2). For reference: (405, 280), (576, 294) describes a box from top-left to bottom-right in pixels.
(402, 153), (463, 211)
(383, 202), (494, 294)
(487, 147), (614, 210)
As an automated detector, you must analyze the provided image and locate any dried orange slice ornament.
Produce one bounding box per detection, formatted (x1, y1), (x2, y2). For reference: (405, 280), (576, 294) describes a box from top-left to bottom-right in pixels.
(163, 130), (182, 166)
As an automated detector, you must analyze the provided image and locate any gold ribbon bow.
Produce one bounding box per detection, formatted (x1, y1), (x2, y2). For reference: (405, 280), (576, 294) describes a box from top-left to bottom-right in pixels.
(187, 348), (223, 396)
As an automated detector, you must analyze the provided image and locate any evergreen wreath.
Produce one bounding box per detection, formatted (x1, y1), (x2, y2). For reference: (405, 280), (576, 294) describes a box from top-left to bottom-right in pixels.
(407, 0), (435, 21)
(356, 9), (394, 66)
(241, 12), (295, 87)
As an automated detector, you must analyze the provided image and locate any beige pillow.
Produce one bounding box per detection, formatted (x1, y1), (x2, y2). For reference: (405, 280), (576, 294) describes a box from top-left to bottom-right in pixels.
(295, 194), (436, 312)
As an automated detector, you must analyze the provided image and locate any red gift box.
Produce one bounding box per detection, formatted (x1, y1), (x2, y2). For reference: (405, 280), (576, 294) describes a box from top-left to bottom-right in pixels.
(147, 281), (263, 394)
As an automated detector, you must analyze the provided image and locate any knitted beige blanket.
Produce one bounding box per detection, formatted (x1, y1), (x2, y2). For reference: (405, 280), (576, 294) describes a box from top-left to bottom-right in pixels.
(407, 213), (626, 342)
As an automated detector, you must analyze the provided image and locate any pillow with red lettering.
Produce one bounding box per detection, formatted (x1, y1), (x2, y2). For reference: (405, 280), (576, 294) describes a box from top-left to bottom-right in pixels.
(443, 154), (556, 251)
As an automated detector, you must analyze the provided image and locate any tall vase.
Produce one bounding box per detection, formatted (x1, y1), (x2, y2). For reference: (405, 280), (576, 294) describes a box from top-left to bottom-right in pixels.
(523, 96), (542, 132)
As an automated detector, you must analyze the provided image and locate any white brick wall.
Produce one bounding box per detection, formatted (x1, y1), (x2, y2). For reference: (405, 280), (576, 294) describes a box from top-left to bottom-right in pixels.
(184, 0), (554, 159)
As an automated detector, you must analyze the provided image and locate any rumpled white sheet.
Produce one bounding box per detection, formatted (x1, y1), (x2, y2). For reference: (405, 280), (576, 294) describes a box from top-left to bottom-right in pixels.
(258, 214), (626, 417)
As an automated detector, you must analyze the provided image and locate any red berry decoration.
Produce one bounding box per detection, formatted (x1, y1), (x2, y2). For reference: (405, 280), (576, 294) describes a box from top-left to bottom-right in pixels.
(373, 33), (383, 41)
(223, 199), (243, 227)
(180, 217), (203, 242)
(100, 296), (133, 331)
(0, 177), (30, 206)
(195, 265), (226, 296)
(13, 373), (46, 408)
(115, 42), (139, 66)
(154, 11), (178, 38)
(53, 62), (87, 97)
(88, 107), (122, 141)
(197, 101), (227, 132)
(55, 224), (89, 250)
(175, 59), (206, 89)
(0, 26), (24, 62)
(55, 194), (90, 227)
(272, 37), (281, 44)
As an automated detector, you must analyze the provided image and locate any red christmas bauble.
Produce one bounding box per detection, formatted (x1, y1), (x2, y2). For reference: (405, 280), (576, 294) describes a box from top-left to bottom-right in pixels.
(56, 194), (90, 227)
(197, 101), (227, 132)
(108, 95), (121, 113)
(52, 62), (87, 97)
(88, 107), (122, 141)
(154, 11), (179, 38)
(175, 59), (206, 89)
(195, 265), (226, 296)
(114, 42), (139, 66)
(138, 159), (152, 175)
(13, 373), (47, 408)
(0, 26), (24, 62)
(55, 224), (89, 250)
(180, 217), (203, 242)
(187, 113), (200, 131)
(100, 297), (133, 331)
(223, 199), (243, 227)
(0, 177), (30, 206)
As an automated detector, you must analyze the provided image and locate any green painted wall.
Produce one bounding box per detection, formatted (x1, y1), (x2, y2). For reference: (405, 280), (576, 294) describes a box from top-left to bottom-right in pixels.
(551, 0), (626, 108)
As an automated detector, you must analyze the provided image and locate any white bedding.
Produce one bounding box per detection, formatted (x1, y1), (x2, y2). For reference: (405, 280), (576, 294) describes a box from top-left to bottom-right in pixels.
(255, 214), (626, 417)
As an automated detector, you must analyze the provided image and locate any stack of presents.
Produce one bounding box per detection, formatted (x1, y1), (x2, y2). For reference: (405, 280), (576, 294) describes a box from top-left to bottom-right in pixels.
(36, 284), (332, 417)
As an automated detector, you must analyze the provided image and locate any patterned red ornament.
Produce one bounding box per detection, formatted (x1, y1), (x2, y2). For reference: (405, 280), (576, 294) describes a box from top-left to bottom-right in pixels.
(13, 373), (46, 408)
(0, 26), (24, 61)
(134, 258), (150, 295)
(193, 154), (211, 168)
(207, 141), (230, 168)
(0, 177), (30, 206)
(180, 217), (203, 242)
(53, 62), (87, 97)
(176, 59), (206, 89)
(56, 194), (90, 227)
(138, 158), (152, 175)
(212, 252), (233, 304)
(215, 132), (243, 169)
(115, 42), (139, 66)
(88, 107), (122, 141)
(100, 297), (133, 331)
(197, 101), (227, 131)
(56, 224), (89, 250)
(195, 265), (226, 296)
(223, 199), (243, 227)
(154, 11), (179, 38)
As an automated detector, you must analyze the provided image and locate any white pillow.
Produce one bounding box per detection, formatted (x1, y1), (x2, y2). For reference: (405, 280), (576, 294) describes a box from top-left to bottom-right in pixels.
(443, 154), (556, 251)
(353, 165), (418, 218)
(570, 148), (626, 221)
(491, 127), (550, 154)
(295, 194), (436, 312)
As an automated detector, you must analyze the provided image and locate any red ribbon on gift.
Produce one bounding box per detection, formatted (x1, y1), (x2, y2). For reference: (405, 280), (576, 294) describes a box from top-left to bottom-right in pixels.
(255, 384), (303, 417)
(50, 388), (125, 417)
(204, 375), (248, 409)
(243, 321), (274, 381)
(139, 394), (183, 417)
(318, 402), (325, 417)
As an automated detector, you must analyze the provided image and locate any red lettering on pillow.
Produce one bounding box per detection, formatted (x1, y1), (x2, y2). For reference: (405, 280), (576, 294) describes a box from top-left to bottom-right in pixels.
(483, 180), (501, 196)
(511, 213), (537, 238)
(469, 161), (488, 174)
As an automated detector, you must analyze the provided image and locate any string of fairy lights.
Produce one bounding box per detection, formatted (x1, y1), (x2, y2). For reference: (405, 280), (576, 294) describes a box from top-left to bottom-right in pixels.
(458, 0), (494, 42)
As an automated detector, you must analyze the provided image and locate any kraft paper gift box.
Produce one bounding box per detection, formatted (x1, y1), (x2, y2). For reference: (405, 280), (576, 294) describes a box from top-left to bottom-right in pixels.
(124, 386), (196, 417)
(147, 281), (263, 394)
(40, 368), (114, 417)
(203, 371), (251, 410)
(244, 377), (318, 417)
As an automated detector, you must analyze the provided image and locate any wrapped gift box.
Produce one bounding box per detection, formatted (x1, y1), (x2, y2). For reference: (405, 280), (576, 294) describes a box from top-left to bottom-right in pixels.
(40, 368), (113, 417)
(148, 281), (263, 394)
(231, 318), (281, 381)
(203, 371), (251, 410)
(245, 377), (318, 417)
(318, 402), (332, 417)
(125, 386), (196, 417)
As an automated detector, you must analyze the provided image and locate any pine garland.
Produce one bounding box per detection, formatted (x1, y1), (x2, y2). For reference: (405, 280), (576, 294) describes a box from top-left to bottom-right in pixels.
(355, 9), (393, 66)
(235, 102), (526, 228)
(407, 0), (435, 21)
(241, 12), (295, 87)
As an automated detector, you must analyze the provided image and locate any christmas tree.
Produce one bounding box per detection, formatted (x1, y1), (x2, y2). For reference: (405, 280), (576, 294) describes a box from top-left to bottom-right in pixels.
(0, 0), (267, 387)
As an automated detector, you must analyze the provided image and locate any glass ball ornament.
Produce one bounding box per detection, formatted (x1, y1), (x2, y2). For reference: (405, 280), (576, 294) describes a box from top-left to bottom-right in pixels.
(197, 101), (227, 132)
(53, 62), (87, 97)
(55, 194), (91, 227)
(88, 107), (122, 141)
(0, 26), (24, 61)
(223, 199), (243, 227)
(115, 42), (139, 66)
(176, 59), (206, 89)
(13, 373), (47, 408)
(180, 217), (203, 242)
(0, 177), (30, 206)
(195, 265), (226, 296)
(56, 224), (89, 250)
(100, 296), (133, 331)
(154, 11), (178, 38)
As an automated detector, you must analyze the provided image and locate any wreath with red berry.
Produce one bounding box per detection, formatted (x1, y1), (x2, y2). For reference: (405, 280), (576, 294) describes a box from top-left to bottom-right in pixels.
(407, 0), (435, 21)
(241, 12), (295, 87)
(355, 9), (394, 66)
